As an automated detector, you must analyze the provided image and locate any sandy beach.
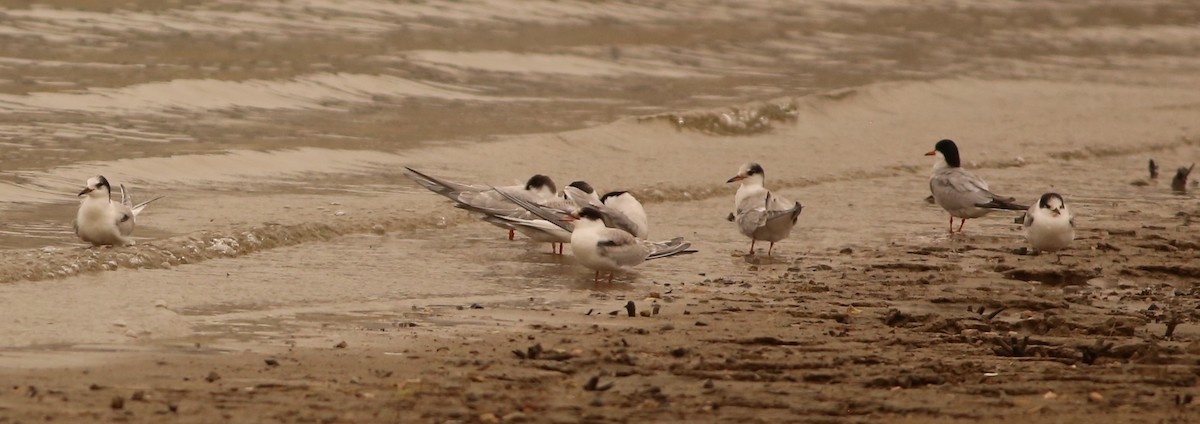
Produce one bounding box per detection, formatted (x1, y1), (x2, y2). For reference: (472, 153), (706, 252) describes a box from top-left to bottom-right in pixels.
(0, 0), (1198, 422)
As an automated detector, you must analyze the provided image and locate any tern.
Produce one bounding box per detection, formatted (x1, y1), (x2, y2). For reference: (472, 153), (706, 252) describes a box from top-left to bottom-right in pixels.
(403, 167), (558, 240)
(926, 139), (1026, 234)
(1023, 192), (1075, 253)
(567, 207), (691, 283)
(491, 181), (600, 255)
(726, 162), (802, 256)
(74, 176), (162, 246)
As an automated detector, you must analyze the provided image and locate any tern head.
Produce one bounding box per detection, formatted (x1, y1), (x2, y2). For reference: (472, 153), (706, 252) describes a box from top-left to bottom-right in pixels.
(1037, 193), (1067, 216)
(568, 206), (607, 227)
(726, 162), (765, 185)
(567, 181), (595, 195)
(524, 174), (557, 197)
(79, 175), (112, 199)
(925, 139), (961, 168)
(600, 191), (630, 204)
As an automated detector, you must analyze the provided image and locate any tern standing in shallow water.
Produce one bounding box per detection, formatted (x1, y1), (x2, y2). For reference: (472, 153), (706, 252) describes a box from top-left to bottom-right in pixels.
(74, 176), (162, 246)
(402, 167), (559, 241)
(567, 207), (691, 283)
(726, 162), (802, 256)
(1023, 193), (1075, 252)
(926, 139), (1026, 234)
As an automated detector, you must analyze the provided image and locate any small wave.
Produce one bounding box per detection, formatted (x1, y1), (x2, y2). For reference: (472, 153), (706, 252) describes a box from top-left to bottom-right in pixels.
(641, 99), (800, 135)
(0, 212), (453, 285)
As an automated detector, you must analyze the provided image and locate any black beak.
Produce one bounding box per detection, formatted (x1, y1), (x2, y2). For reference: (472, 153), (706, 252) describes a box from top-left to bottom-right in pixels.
(78, 188), (93, 196)
(726, 175), (744, 183)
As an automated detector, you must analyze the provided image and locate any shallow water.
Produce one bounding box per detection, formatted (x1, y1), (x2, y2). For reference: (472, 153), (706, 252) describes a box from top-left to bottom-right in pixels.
(0, 0), (1198, 354)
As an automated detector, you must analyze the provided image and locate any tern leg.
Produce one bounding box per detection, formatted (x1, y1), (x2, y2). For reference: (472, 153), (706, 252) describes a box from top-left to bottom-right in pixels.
(956, 218), (967, 233)
(508, 229), (515, 240)
(557, 243), (564, 255)
(594, 270), (600, 283)
(948, 216), (954, 234)
(768, 242), (775, 256)
(549, 243), (555, 254)
(749, 239), (757, 255)
(606, 273), (614, 284)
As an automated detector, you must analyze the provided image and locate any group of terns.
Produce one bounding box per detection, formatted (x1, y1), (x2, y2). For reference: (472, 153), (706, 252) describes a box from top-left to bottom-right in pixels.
(400, 138), (1075, 282)
(69, 138), (1075, 282)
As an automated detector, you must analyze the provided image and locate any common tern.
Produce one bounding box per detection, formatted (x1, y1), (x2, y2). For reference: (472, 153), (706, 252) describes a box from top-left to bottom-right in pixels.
(74, 176), (163, 246)
(926, 139), (1026, 234)
(726, 162), (802, 256)
(567, 207), (691, 283)
(1023, 193), (1075, 253)
(495, 185), (649, 240)
(490, 181), (600, 255)
(599, 191), (648, 239)
(403, 167), (558, 240)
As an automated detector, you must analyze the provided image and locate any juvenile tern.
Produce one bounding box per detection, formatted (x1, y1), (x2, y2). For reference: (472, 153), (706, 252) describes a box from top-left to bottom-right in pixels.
(403, 167), (558, 240)
(567, 207), (691, 283)
(1023, 193), (1075, 253)
(482, 180), (601, 255)
(726, 162), (802, 256)
(74, 176), (163, 246)
(926, 139), (1026, 234)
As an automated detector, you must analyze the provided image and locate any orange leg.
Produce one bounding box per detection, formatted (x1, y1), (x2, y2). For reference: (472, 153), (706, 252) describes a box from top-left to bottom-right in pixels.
(948, 216), (954, 234)
(508, 229), (515, 240)
(956, 218), (967, 233)
(749, 239), (757, 255)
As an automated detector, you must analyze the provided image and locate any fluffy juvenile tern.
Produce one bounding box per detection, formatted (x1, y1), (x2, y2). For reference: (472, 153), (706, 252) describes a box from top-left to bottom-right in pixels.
(74, 176), (163, 246)
(1023, 193), (1075, 253)
(926, 139), (1026, 234)
(727, 163), (802, 256)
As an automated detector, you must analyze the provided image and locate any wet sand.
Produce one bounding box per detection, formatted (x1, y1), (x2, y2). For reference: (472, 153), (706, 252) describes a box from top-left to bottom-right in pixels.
(1, 0), (1200, 422)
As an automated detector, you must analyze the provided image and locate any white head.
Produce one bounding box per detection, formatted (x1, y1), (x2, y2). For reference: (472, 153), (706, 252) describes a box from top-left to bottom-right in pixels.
(79, 175), (112, 200)
(1037, 193), (1068, 216)
(726, 162), (765, 186)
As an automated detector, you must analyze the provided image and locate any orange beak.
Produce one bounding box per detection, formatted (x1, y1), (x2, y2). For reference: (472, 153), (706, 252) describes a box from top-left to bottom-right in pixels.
(924, 151), (936, 156)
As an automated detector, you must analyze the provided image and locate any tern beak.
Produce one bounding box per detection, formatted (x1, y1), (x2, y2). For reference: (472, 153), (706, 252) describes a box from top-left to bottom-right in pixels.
(924, 151), (936, 156)
(78, 188), (93, 196)
(726, 175), (745, 183)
